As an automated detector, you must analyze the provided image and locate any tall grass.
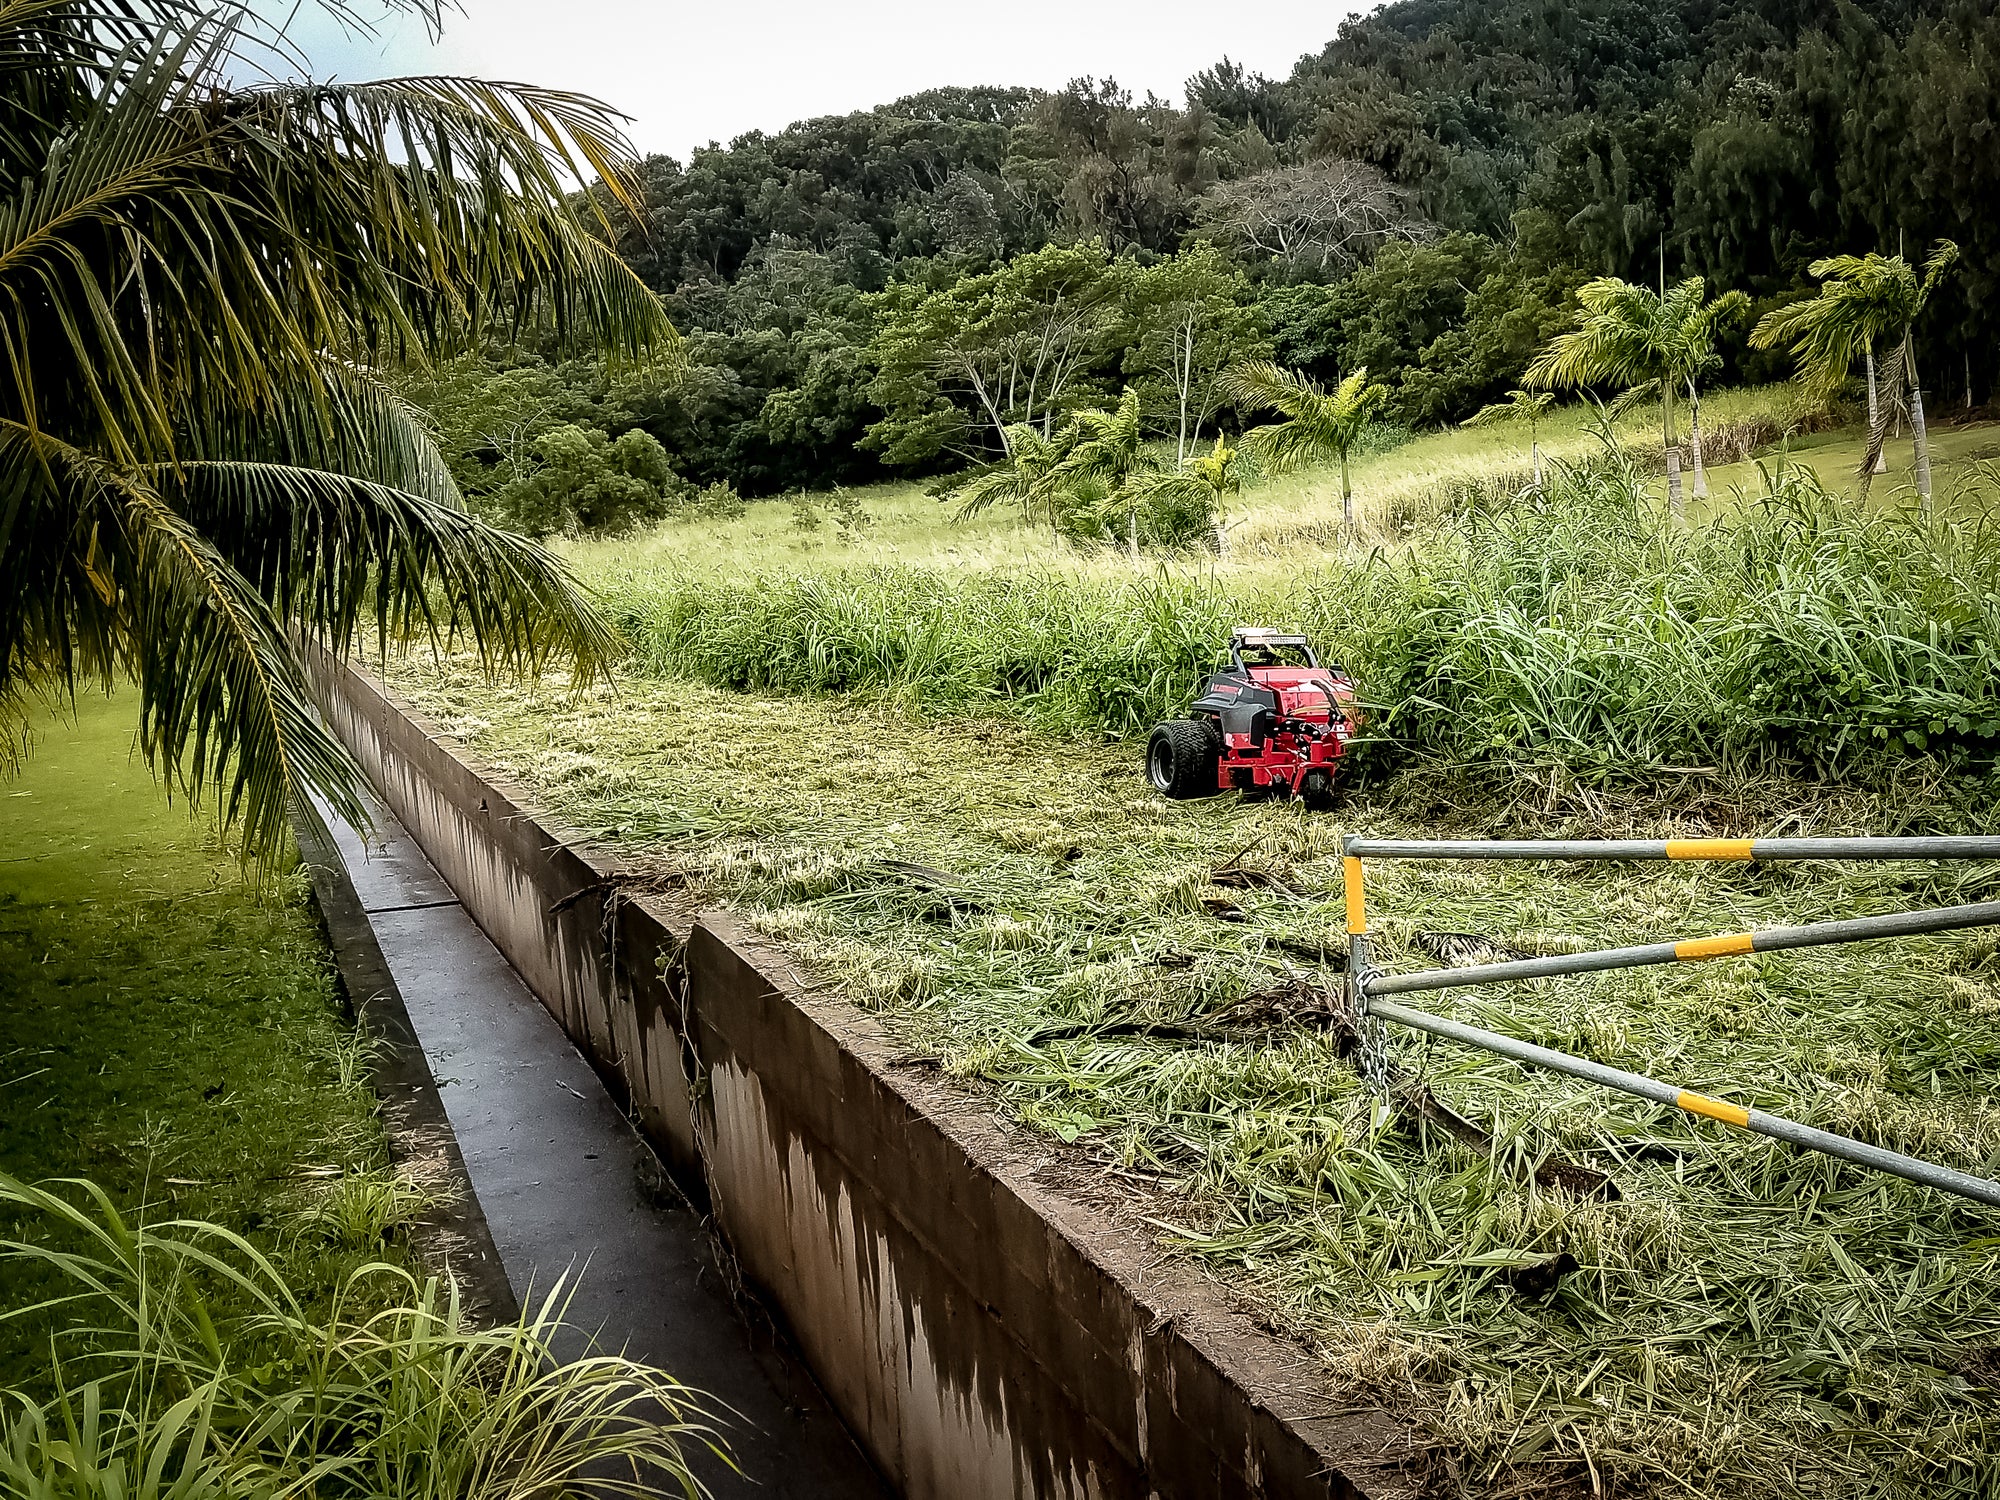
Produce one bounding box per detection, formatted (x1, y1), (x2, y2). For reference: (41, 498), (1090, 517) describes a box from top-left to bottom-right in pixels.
(606, 454), (2000, 787)
(0, 1174), (726, 1500)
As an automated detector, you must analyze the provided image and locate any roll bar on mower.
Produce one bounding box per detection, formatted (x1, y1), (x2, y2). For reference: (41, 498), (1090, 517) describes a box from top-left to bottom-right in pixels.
(1228, 625), (1319, 672)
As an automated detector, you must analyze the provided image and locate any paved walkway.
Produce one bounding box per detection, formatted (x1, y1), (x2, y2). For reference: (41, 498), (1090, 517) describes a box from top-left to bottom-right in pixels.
(320, 791), (887, 1500)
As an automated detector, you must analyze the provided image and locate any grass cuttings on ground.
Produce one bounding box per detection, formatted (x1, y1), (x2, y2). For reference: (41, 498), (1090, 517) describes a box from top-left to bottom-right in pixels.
(389, 659), (2000, 1500)
(0, 691), (416, 1386)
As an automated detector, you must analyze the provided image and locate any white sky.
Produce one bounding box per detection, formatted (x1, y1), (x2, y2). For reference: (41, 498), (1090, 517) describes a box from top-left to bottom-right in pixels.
(278, 0), (1362, 160)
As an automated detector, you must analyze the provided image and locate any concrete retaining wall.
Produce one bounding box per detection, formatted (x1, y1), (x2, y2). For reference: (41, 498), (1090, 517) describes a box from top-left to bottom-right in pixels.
(316, 661), (1412, 1500)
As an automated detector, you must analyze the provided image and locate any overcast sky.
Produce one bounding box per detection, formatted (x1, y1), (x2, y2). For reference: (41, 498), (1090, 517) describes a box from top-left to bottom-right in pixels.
(278, 0), (1362, 160)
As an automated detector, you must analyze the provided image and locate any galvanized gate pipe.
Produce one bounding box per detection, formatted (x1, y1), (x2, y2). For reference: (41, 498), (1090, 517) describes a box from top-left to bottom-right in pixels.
(1363, 899), (2000, 998)
(1344, 835), (2000, 862)
(1336, 842), (2000, 1210)
(1365, 995), (2000, 1208)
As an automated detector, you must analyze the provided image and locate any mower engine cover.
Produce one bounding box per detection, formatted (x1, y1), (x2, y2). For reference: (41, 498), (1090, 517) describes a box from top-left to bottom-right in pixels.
(1145, 626), (1359, 810)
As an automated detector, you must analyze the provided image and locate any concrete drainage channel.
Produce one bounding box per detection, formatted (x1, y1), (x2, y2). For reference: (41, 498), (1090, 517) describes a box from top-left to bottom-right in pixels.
(309, 655), (1413, 1500)
(299, 789), (887, 1499)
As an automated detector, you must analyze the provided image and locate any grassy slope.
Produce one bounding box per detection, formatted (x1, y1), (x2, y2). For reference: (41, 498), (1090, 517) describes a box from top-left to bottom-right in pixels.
(557, 389), (2000, 589)
(390, 661), (2000, 1500)
(0, 692), (402, 1382)
(390, 390), (2000, 1498)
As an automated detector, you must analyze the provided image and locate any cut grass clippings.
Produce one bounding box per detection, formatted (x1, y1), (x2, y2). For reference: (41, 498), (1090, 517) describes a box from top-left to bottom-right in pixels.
(0, 690), (409, 1387)
(388, 658), (2000, 1500)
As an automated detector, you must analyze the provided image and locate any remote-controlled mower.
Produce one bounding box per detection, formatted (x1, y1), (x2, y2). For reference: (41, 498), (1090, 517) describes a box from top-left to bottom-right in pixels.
(1146, 626), (1359, 810)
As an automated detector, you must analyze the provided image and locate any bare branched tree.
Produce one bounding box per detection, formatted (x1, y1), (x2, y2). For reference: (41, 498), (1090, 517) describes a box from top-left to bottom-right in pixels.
(1196, 161), (1434, 277)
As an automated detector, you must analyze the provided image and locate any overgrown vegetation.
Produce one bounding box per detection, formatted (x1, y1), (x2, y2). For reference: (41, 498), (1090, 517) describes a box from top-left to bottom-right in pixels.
(0, 1175), (722, 1500)
(603, 454), (2000, 784)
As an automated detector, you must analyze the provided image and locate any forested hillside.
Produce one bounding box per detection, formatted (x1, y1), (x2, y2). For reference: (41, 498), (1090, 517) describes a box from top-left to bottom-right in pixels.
(408, 0), (2000, 524)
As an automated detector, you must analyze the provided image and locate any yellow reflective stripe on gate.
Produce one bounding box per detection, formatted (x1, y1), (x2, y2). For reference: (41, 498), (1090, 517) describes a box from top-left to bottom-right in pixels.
(1677, 1091), (1752, 1128)
(1664, 838), (1756, 860)
(1674, 932), (1756, 960)
(1343, 857), (1368, 935)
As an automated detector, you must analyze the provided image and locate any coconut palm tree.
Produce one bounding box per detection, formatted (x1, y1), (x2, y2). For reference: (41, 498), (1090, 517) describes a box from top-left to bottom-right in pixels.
(1, 0), (677, 861)
(1525, 276), (1745, 514)
(1462, 389), (1555, 485)
(1749, 242), (1960, 501)
(1217, 362), (1387, 530)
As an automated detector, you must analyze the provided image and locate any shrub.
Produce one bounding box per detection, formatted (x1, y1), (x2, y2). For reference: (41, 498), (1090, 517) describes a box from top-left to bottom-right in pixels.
(683, 480), (747, 521)
(494, 425), (687, 537)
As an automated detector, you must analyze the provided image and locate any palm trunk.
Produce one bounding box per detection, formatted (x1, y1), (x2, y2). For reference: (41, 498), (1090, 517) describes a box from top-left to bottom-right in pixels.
(1688, 381), (1708, 499)
(1340, 450), (1354, 530)
(1865, 342), (1886, 474)
(1176, 320), (1194, 466)
(1909, 334), (1933, 508)
(1663, 387), (1683, 518)
(1531, 438), (1543, 487)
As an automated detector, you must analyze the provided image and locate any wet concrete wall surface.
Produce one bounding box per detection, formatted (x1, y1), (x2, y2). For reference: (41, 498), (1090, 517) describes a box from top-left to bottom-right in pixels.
(314, 660), (1412, 1500)
(309, 790), (884, 1498)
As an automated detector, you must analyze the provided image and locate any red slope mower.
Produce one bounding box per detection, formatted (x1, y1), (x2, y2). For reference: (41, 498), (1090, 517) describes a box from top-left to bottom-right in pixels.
(1146, 626), (1360, 811)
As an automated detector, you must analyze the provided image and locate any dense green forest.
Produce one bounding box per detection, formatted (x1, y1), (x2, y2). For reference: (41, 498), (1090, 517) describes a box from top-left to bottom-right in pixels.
(406, 0), (2000, 527)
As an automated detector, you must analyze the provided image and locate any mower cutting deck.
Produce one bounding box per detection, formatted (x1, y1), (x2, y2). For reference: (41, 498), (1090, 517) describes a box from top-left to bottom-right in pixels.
(1146, 626), (1359, 810)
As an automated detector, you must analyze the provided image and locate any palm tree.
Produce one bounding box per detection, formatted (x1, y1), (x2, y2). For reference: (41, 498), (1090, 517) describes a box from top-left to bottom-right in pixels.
(1124, 435), (1241, 556)
(1749, 242), (1960, 501)
(2, 0), (677, 862)
(950, 424), (1070, 535)
(1663, 284), (1750, 499)
(1217, 362), (1388, 530)
(1055, 388), (1162, 561)
(1525, 276), (1745, 514)
(1462, 389), (1555, 486)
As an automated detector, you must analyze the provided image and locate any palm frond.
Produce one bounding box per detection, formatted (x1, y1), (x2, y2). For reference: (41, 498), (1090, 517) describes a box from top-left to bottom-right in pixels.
(103, 449), (369, 864)
(1216, 359), (1319, 419)
(1227, 363), (1385, 474)
(2, 0), (663, 859)
(153, 461), (617, 683)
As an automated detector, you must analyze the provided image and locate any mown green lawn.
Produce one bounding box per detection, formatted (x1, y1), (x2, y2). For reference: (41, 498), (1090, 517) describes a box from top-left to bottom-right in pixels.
(0, 692), (401, 1383)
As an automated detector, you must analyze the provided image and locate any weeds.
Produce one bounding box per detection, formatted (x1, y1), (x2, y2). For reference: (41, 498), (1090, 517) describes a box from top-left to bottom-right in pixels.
(294, 1172), (430, 1249)
(606, 456), (2000, 788)
(0, 1173), (727, 1500)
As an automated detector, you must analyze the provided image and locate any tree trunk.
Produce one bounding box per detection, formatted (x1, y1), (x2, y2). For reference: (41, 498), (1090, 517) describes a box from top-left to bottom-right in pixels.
(1532, 438), (1543, 487)
(1176, 317), (1194, 466)
(1128, 505), (1141, 566)
(1340, 450), (1354, 530)
(1662, 387), (1683, 518)
(1909, 335), (1933, 508)
(1688, 382), (1708, 499)
(1865, 343), (1886, 473)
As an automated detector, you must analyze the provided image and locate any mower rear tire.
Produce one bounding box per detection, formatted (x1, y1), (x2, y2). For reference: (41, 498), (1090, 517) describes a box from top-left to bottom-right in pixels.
(1148, 719), (1222, 799)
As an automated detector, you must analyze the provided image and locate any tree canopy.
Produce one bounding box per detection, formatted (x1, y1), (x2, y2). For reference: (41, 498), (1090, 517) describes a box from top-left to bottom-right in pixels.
(407, 0), (1998, 519)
